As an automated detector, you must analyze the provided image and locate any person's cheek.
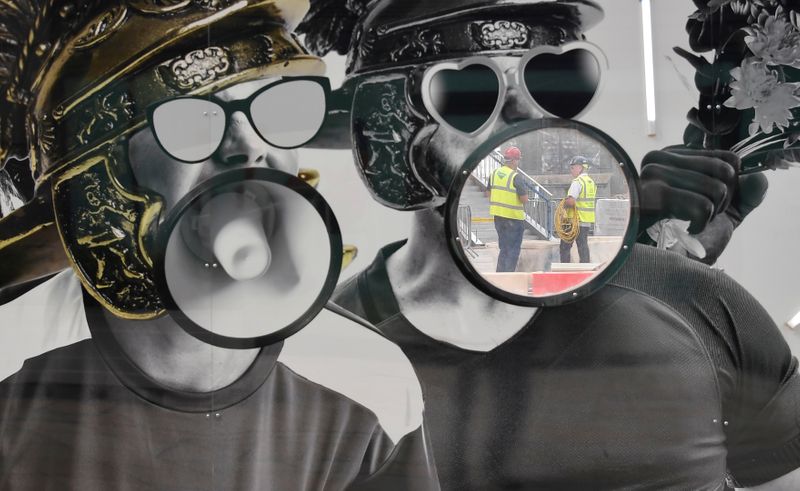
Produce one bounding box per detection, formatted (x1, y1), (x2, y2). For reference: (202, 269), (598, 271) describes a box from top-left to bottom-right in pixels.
(420, 126), (475, 193)
(266, 149), (299, 175)
(128, 129), (202, 212)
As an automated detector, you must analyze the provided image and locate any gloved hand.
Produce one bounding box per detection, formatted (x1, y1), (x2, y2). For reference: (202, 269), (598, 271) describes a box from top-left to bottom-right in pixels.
(689, 171), (768, 264)
(638, 145), (768, 264)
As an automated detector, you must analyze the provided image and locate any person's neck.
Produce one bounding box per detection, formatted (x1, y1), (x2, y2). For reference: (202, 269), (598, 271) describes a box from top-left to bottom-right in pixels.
(386, 209), (464, 305)
(102, 309), (260, 392)
(385, 209), (537, 350)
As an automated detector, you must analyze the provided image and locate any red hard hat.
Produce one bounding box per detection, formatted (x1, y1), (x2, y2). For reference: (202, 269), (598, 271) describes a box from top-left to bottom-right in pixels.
(503, 146), (521, 160)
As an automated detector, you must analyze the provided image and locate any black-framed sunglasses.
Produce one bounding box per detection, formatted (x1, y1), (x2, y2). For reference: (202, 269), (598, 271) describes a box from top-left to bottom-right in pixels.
(147, 76), (331, 163)
(419, 42), (607, 135)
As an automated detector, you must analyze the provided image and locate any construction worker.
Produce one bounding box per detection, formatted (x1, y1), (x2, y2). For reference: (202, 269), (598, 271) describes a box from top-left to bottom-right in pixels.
(489, 146), (529, 272)
(560, 156), (597, 263)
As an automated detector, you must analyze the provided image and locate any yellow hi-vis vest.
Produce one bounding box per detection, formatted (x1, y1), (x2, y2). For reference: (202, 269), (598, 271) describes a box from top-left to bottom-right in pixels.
(573, 173), (597, 224)
(489, 165), (525, 220)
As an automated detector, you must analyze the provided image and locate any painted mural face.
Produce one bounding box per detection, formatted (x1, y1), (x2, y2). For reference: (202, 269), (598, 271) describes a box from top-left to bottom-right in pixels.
(128, 78), (302, 214)
(0, 0), (329, 320)
(347, 12), (605, 211)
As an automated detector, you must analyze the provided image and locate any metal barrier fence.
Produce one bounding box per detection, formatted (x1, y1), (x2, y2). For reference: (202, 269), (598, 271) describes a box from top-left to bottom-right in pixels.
(524, 195), (554, 240)
(456, 205), (478, 258)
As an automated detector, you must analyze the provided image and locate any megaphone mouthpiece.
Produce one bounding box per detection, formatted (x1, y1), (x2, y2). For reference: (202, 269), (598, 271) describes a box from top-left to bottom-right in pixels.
(201, 192), (272, 281)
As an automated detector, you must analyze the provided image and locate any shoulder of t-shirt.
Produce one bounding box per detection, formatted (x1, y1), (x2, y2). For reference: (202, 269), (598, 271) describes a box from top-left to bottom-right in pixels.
(609, 244), (739, 324)
(278, 305), (425, 444)
(611, 243), (745, 301)
(613, 247), (800, 487)
(331, 272), (368, 319)
(0, 269), (90, 381)
(331, 241), (404, 325)
(513, 173), (526, 190)
(609, 243), (785, 368)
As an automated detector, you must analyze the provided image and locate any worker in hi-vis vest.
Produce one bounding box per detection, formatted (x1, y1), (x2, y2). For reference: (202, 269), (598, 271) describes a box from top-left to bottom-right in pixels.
(489, 146), (529, 273)
(560, 156), (597, 263)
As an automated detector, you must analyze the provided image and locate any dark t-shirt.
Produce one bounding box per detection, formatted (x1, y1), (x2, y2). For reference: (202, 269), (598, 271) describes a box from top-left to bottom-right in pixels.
(0, 271), (439, 490)
(333, 241), (800, 490)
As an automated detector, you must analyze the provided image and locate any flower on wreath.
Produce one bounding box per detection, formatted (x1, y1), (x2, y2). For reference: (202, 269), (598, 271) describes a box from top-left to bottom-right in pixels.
(687, 4), (752, 52)
(694, 0), (742, 12)
(693, 0), (773, 18)
(730, 0), (775, 17)
(702, 0), (734, 8)
(724, 58), (800, 134)
(744, 8), (800, 67)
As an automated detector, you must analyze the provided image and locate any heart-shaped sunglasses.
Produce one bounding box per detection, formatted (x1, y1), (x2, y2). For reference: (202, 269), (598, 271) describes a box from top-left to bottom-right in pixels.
(420, 42), (607, 135)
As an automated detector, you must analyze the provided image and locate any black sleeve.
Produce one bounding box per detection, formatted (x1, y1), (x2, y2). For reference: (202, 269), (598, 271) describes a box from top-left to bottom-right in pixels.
(332, 274), (370, 320)
(513, 174), (527, 197)
(711, 282), (800, 487)
(348, 426), (440, 491)
(610, 245), (800, 487)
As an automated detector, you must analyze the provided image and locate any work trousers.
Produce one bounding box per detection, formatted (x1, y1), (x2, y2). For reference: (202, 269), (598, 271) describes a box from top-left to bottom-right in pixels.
(560, 225), (592, 263)
(494, 216), (525, 272)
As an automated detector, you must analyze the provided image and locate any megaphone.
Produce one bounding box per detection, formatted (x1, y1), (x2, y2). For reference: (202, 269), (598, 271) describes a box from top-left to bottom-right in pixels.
(445, 119), (640, 307)
(153, 168), (342, 349)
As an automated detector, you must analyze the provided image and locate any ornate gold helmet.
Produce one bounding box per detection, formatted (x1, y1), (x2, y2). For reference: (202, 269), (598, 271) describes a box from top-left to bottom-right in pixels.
(0, 0), (324, 317)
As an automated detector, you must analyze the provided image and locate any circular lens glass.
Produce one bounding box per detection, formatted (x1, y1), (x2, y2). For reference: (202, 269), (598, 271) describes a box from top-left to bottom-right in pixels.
(152, 98), (226, 162)
(447, 119), (638, 306)
(427, 63), (501, 134)
(154, 169), (342, 349)
(250, 80), (327, 149)
(524, 49), (601, 119)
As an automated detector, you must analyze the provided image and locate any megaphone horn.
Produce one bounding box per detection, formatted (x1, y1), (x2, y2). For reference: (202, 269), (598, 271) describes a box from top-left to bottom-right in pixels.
(154, 168), (343, 349)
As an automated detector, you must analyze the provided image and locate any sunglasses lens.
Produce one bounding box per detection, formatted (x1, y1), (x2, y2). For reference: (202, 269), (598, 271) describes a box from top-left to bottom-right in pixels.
(152, 99), (226, 162)
(251, 80), (327, 148)
(524, 49), (600, 119)
(428, 64), (500, 134)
